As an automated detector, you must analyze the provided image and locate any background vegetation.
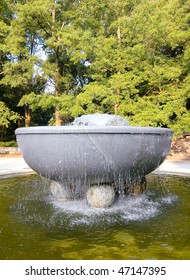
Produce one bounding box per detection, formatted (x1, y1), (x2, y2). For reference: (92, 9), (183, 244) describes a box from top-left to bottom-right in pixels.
(0, 0), (190, 141)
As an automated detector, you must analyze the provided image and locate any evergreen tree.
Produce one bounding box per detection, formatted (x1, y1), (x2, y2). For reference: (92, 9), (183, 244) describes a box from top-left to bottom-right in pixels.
(0, 0), (190, 136)
(0, 0), (46, 127)
(71, 0), (190, 134)
(0, 0), (20, 137)
(12, 0), (88, 125)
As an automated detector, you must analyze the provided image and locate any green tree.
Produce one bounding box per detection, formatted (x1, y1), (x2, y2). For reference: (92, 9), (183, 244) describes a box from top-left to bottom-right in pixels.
(71, 0), (190, 134)
(13, 0), (89, 125)
(1, 0), (190, 136)
(0, 0), (21, 138)
(0, 0), (46, 127)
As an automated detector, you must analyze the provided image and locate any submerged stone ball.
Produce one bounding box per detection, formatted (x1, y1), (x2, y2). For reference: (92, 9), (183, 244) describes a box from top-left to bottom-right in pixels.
(87, 185), (115, 208)
(50, 181), (71, 201)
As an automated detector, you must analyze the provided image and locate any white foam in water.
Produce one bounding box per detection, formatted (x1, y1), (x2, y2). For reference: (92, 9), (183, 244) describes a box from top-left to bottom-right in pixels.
(72, 113), (130, 126)
(158, 194), (178, 205)
(50, 191), (178, 225)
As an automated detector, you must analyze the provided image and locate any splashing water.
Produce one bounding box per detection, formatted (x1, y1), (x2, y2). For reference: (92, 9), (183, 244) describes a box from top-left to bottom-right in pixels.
(50, 188), (178, 227)
(72, 113), (130, 126)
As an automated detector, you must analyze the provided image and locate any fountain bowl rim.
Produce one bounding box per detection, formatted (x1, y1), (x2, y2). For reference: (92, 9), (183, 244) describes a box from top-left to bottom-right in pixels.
(15, 126), (174, 135)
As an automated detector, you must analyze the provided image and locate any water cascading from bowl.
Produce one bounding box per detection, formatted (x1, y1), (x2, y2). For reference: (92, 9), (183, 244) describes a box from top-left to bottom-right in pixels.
(15, 113), (173, 208)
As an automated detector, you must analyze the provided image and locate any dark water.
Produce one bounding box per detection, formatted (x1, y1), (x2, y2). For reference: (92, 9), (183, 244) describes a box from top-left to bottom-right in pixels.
(0, 174), (190, 260)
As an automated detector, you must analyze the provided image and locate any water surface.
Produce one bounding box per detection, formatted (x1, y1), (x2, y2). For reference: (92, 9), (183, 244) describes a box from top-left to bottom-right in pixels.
(0, 174), (190, 260)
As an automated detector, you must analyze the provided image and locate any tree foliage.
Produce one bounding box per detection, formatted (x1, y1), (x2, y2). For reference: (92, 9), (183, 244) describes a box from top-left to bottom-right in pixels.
(0, 0), (190, 139)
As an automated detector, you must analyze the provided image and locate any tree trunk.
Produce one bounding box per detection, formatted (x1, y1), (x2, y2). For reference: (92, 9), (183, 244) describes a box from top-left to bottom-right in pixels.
(52, 7), (61, 126)
(17, 114), (21, 128)
(25, 106), (31, 127)
(54, 51), (61, 126)
(114, 17), (121, 115)
(55, 105), (61, 126)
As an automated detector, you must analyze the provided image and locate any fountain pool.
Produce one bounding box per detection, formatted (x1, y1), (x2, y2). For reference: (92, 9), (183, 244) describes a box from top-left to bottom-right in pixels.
(0, 173), (190, 260)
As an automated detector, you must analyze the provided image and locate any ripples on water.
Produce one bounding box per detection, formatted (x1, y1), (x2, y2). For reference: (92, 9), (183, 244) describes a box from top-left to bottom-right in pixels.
(1, 174), (190, 260)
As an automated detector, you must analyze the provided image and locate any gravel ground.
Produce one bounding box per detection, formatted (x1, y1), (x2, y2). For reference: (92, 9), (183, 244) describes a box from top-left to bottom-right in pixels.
(167, 136), (190, 161)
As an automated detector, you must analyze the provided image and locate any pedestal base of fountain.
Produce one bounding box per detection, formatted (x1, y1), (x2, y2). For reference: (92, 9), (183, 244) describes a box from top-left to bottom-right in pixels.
(128, 177), (147, 195)
(87, 185), (115, 208)
(50, 178), (147, 208)
(50, 181), (71, 201)
(50, 181), (116, 208)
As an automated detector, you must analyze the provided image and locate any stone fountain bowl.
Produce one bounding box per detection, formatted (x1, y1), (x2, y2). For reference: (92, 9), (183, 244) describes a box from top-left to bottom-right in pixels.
(15, 126), (173, 188)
